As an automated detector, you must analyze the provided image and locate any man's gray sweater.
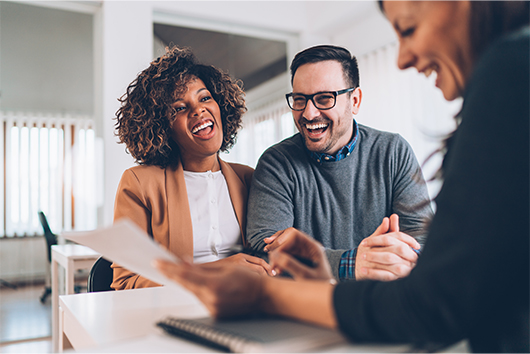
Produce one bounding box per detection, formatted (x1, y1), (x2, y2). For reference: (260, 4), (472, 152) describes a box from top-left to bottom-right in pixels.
(246, 124), (433, 278)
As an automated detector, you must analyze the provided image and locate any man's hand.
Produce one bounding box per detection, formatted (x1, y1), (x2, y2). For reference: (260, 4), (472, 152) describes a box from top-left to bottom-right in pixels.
(205, 253), (274, 276)
(264, 228), (334, 281)
(355, 214), (420, 281)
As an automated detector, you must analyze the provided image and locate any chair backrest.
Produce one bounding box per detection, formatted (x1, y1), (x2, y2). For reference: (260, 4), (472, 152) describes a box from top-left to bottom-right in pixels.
(38, 211), (58, 262)
(87, 257), (114, 292)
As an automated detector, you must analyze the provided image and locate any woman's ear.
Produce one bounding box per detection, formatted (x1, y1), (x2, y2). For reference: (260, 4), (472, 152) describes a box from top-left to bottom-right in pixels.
(351, 87), (362, 115)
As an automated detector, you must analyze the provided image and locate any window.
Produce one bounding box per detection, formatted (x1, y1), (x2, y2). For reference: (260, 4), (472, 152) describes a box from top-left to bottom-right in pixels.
(2, 111), (98, 237)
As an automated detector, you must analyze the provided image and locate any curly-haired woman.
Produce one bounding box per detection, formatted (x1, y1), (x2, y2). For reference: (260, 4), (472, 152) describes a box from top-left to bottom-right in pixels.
(112, 46), (272, 290)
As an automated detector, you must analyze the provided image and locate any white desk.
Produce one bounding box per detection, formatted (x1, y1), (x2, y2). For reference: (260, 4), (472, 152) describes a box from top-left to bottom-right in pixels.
(59, 286), (211, 352)
(58, 286), (420, 353)
(51, 244), (100, 352)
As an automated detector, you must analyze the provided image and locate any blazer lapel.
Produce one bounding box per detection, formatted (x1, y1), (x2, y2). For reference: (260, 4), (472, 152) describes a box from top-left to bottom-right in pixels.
(165, 158), (194, 260)
(219, 158), (248, 245)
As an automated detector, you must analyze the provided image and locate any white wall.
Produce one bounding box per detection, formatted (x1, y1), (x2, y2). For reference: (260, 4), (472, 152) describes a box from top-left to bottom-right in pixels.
(1, 1), (459, 281)
(0, 1), (93, 114)
(94, 1), (153, 226)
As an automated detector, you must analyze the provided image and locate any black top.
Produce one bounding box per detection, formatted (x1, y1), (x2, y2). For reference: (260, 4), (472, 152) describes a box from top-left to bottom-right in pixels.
(333, 27), (530, 353)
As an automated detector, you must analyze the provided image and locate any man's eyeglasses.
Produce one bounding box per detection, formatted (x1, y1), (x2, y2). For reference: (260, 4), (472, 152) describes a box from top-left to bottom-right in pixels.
(285, 87), (356, 111)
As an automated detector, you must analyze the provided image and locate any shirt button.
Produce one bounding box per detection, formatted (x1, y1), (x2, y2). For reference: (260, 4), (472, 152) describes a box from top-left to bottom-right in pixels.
(212, 225), (217, 230)
(211, 199), (216, 204)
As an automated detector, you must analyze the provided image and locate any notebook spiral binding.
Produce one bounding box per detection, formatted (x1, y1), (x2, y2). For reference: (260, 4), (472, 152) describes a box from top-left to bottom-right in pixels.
(157, 317), (257, 353)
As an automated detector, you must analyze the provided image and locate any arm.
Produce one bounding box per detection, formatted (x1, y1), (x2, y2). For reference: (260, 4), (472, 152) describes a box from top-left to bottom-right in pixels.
(246, 147), (296, 251)
(336, 137), (433, 281)
(155, 228), (338, 328)
(266, 215), (420, 282)
(390, 135), (433, 244)
(112, 169), (161, 290)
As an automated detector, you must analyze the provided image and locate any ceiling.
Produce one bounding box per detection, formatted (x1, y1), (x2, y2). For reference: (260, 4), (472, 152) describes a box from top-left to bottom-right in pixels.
(154, 23), (287, 91)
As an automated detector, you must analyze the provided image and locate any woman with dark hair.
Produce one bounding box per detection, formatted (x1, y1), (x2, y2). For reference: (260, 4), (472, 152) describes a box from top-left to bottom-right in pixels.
(113, 46), (271, 290)
(155, 2), (529, 352)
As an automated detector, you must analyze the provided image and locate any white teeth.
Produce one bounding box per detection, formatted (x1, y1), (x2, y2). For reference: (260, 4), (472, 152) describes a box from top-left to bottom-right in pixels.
(306, 123), (328, 130)
(192, 121), (213, 134)
(423, 64), (439, 78)
(424, 67), (434, 78)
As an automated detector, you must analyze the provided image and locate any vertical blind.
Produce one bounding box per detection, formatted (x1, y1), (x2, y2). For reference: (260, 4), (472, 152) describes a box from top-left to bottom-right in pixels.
(223, 98), (294, 168)
(1, 111), (98, 237)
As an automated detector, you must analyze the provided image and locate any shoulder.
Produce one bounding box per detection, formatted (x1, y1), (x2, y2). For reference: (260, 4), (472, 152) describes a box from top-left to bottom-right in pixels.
(468, 26), (529, 95)
(358, 123), (411, 152)
(259, 134), (305, 164)
(226, 161), (254, 182)
(463, 26), (529, 126)
(121, 164), (167, 181)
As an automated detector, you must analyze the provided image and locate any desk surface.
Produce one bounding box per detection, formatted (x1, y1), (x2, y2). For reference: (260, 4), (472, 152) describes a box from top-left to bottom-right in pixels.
(60, 285), (210, 350)
(59, 286), (425, 353)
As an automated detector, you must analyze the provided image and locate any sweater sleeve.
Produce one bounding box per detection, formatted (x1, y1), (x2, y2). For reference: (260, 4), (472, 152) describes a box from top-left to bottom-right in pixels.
(333, 30), (529, 352)
(246, 146), (296, 250)
(390, 135), (433, 245)
(111, 169), (161, 290)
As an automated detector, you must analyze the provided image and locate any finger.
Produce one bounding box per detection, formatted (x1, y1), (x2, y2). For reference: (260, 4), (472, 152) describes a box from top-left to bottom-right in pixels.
(370, 217), (390, 237)
(357, 266), (399, 282)
(363, 250), (406, 265)
(389, 214), (399, 233)
(362, 232), (421, 250)
(154, 260), (210, 292)
(264, 229), (285, 245)
(244, 255), (274, 275)
(269, 251), (315, 279)
(264, 229), (288, 251)
(358, 258), (414, 278)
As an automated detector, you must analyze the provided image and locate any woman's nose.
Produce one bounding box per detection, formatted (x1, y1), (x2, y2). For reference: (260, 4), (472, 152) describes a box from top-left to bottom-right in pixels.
(191, 104), (206, 116)
(397, 42), (416, 70)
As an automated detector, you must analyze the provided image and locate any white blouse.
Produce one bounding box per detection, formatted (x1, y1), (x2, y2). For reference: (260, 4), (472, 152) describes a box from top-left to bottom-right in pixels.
(183, 170), (241, 263)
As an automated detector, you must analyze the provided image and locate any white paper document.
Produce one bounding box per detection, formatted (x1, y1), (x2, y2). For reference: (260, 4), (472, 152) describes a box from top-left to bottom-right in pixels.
(63, 218), (181, 288)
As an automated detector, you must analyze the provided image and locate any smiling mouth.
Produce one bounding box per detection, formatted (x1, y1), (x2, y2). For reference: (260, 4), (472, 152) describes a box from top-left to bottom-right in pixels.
(423, 64), (439, 78)
(305, 122), (329, 135)
(191, 120), (214, 136)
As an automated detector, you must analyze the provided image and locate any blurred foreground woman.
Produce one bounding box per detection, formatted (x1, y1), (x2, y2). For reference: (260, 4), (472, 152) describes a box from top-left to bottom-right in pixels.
(156, 3), (529, 352)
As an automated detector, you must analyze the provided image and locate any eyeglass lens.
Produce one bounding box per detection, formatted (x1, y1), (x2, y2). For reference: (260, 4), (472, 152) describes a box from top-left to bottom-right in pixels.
(289, 92), (336, 111)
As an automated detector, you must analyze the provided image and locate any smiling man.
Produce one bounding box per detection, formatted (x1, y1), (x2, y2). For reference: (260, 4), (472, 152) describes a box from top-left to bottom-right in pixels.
(247, 45), (433, 281)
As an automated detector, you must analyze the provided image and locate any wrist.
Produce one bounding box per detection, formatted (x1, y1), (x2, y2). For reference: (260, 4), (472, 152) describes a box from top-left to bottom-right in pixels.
(257, 275), (276, 316)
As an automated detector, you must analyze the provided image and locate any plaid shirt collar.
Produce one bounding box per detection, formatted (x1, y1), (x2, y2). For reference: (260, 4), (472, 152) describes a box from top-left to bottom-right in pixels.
(308, 120), (359, 164)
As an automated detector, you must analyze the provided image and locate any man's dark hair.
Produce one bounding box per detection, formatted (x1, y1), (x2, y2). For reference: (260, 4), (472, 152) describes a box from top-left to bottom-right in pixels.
(290, 45), (360, 89)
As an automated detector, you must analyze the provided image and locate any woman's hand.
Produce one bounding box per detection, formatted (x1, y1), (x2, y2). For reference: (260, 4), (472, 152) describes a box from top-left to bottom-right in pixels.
(154, 260), (264, 318)
(205, 253), (274, 276)
(264, 227), (334, 281)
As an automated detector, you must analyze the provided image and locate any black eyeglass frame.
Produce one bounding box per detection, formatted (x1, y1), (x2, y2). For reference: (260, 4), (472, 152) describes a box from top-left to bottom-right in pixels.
(285, 87), (356, 111)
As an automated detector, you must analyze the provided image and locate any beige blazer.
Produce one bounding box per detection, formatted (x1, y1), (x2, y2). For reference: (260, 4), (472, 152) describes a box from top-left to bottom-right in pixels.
(111, 157), (253, 290)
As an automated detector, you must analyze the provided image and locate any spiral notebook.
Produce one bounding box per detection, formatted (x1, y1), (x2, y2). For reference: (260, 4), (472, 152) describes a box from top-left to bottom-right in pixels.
(157, 316), (346, 353)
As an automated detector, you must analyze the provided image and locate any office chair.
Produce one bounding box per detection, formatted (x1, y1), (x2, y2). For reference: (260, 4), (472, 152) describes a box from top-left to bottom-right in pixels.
(87, 257), (114, 292)
(38, 211), (58, 303)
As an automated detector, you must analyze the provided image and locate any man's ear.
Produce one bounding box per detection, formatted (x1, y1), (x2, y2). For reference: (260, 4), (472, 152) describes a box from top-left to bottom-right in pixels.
(351, 88), (362, 115)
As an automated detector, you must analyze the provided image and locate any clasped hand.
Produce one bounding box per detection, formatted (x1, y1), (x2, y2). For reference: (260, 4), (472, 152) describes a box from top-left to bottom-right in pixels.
(355, 214), (420, 281)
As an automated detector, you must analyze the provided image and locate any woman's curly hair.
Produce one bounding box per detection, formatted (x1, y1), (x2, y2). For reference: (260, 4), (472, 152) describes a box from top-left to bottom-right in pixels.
(115, 46), (247, 167)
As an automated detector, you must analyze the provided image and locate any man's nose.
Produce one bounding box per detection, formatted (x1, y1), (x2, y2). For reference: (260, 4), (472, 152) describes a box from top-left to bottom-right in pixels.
(302, 99), (320, 120)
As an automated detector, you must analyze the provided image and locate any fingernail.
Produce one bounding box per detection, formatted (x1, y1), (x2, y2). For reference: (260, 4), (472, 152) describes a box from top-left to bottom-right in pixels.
(272, 269), (277, 276)
(362, 268), (368, 275)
